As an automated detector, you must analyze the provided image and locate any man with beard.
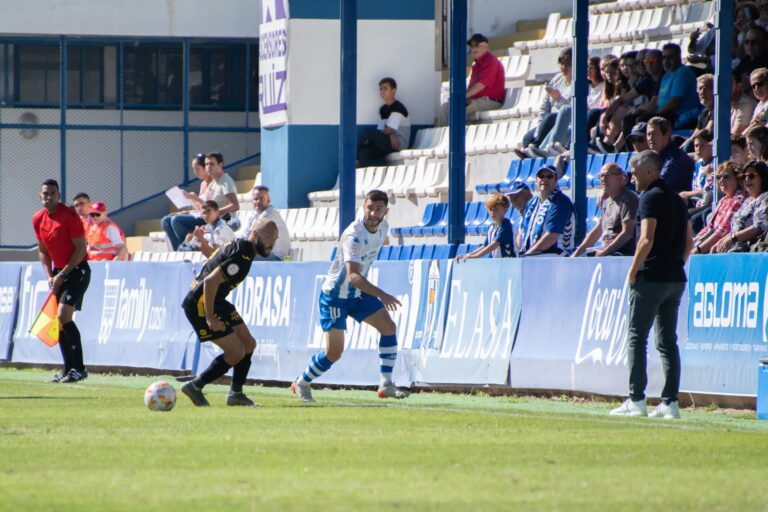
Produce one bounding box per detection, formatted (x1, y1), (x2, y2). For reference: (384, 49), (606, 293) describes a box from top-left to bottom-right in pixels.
(290, 190), (410, 402)
(180, 220), (279, 407)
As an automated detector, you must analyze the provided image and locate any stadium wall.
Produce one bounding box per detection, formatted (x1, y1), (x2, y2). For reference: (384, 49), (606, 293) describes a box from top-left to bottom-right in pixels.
(1, 255), (763, 400)
(261, 0), (439, 208)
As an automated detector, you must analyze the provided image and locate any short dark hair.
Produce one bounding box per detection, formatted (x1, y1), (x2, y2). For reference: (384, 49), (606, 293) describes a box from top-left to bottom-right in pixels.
(647, 116), (672, 135)
(252, 185), (270, 193)
(42, 179), (59, 191)
(731, 134), (747, 150)
(619, 50), (638, 62)
(747, 24), (768, 41)
(558, 47), (572, 66)
(365, 189), (388, 205)
(379, 77), (397, 89)
(72, 192), (90, 202)
(192, 154), (206, 166)
(745, 125), (768, 160)
(201, 200), (219, 210)
(694, 129), (714, 144)
(661, 43), (681, 58)
(205, 152), (224, 164)
(742, 160), (768, 194)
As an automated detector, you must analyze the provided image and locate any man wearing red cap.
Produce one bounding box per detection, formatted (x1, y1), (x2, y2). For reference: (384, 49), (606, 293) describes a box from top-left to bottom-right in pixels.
(86, 202), (127, 261)
(32, 179), (90, 383)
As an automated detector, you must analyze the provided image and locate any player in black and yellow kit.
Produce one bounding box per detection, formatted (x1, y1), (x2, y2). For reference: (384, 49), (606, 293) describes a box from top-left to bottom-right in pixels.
(180, 220), (278, 407)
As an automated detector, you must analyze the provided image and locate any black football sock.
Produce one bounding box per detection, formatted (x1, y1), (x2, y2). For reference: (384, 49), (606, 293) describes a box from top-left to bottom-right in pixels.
(230, 353), (253, 393)
(193, 354), (232, 389)
(62, 322), (85, 371)
(57, 326), (72, 372)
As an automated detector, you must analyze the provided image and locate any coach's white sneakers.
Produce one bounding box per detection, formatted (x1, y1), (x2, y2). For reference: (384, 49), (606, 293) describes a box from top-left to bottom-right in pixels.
(290, 379), (316, 403)
(648, 401), (681, 419)
(609, 398), (648, 417)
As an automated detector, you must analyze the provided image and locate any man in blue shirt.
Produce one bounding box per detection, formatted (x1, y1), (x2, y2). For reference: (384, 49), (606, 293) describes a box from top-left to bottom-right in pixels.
(456, 193), (516, 261)
(647, 116), (694, 193)
(656, 43), (701, 129)
(518, 165), (575, 256)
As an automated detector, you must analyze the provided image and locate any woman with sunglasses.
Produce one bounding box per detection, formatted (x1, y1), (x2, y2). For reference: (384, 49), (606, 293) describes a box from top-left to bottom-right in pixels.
(691, 161), (747, 254)
(748, 68), (768, 129)
(712, 160), (768, 253)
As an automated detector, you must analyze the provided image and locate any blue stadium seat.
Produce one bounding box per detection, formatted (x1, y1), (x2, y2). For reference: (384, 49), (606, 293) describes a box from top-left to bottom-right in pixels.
(479, 159), (522, 195)
(615, 152), (631, 173)
(330, 246), (337, 261)
(398, 202), (439, 237)
(455, 243), (471, 257)
(421, 244), (436, 260)
(433, 244), (454, 259)
(525, 157), (548, 185)
(377, 246), (391, 260)
(398, 245), (414, 260)
(558, 158), (572, 189)
(588, 153), (606, 188)
(388, 245), (402, 260)
(410, 244), (424, 260)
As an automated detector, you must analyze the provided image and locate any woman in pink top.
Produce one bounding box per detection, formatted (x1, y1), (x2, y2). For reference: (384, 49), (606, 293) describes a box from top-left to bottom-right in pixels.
(692, 161), (747, 254)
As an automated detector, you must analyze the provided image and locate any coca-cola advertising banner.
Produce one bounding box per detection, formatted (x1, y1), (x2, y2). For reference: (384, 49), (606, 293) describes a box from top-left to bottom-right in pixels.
(510, 258), (678, 397)
(683, 254), (768, 396)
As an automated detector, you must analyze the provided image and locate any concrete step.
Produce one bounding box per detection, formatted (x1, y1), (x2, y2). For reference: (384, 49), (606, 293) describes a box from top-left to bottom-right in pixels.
(236, 165), (260, 181)
(235, 179), (254, 194)
(135, 218), (162, 237)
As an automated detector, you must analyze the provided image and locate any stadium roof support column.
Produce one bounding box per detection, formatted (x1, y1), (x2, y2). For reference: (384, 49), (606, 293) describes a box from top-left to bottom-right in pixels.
(713, 0), (733, 203)
(339, 0), (358, 234)
(448, 0), (467, 245)
(570, 0), (588, 244)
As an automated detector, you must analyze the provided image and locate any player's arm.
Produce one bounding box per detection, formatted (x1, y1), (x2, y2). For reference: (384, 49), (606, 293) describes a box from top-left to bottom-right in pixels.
(346, 261), (401, 311)
(202, 267), (226, 330)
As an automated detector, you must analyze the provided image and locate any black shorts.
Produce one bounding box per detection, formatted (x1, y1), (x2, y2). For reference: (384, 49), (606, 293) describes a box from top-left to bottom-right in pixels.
(182, 297), (244, 342)
(53, 262), (90, 311)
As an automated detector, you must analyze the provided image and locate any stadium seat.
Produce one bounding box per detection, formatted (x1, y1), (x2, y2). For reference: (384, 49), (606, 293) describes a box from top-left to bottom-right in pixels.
(421, 244), (436, 260)
(410, 244), (425, 260)
(433, 244), (455, 260)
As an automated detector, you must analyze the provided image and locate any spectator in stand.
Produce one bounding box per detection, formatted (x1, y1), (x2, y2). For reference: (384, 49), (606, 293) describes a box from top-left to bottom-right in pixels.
(203, 152), (240, 229)
(681, 74), (714, 153)
(758, 1), (768, 31)
(745, 125), (768, 160)
(516, 48), (572, 157)
(595, 51), (640, 153)
(735, 25), (768, 94)
(749, 67), (768, 128)
(587, 56), (605, 111)
(682, 130), (715, 232)
(72, 192), (93, 233)
(732, 69), (757, 136)
(712, 159), (768, 252)
(732, 135), (750, 164)
(357, 77), (410, 166)
(647, 116), (695, 192)
(85, 202), (127, 261)
(620, 49), (665, 142)
(611, 150), (692, 419)
(178, 200), (235, 258)
(572, 163), (638, 257)
(626, 122), (650, 152)
(506, 182), (533, 254)
(692, 161), (747, 253)
(735, 4), (760, 55)
(686, 22), (716, 72)
(456, 194), (515, 261)
(438, 33), (505, 126)
(655, 43), (701, 129)
(161, 154), (212, 250)
(243, 185), (292, 260)
(518, 165), (575, 256)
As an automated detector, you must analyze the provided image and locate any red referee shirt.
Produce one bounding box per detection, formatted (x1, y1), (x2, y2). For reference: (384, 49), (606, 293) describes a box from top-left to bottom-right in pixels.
(468, 51), (505, 103)
(32, 202), (87, 270)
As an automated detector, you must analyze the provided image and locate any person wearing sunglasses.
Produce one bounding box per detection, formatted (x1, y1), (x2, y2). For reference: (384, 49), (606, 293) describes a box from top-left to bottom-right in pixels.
(518, 165), (575, 256)
(749, 68), (768, 129)
(619, 49), (665, 145)
(85, 201), (127, 261)
(654, 43), (701, 130)
(712, 160), (768, 253)
(692, 161), (747, 254)
(735, 25), (768, 95)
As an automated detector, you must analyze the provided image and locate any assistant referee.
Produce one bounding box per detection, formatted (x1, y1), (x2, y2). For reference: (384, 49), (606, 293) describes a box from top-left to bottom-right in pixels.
(32, 179), (90, 383)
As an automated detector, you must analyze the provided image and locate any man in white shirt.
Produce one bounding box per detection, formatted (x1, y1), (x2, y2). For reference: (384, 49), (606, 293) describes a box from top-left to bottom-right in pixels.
(204, 152), (240, 230)
(242, 185), (292, 260)
(357, 77), (410, 166)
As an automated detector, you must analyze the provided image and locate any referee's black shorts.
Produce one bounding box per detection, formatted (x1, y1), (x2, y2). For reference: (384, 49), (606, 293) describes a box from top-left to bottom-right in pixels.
(53, 261), (90, 311)
(182, 298), (244, 342)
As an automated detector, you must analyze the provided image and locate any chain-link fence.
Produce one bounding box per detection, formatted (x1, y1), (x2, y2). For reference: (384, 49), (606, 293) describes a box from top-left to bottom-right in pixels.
(0, 37), (260, 247)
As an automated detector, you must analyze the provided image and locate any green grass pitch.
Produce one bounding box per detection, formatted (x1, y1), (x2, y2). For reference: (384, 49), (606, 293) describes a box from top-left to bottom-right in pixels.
(1, 368), (767, 511)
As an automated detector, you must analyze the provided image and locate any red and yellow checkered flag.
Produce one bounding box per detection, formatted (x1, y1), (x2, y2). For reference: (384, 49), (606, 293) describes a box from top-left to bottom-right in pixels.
(29, 293), (59, 347)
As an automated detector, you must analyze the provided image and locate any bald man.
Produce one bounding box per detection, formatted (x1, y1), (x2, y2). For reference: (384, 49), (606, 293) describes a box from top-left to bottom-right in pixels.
(181, 220), (279, 407)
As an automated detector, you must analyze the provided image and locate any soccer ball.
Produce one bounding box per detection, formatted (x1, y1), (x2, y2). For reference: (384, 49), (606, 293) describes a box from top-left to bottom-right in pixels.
(144, 381), (176, 412)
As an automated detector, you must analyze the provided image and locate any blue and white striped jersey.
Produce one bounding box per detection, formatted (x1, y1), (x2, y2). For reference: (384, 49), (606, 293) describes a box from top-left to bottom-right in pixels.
(322, 217), (388, 299)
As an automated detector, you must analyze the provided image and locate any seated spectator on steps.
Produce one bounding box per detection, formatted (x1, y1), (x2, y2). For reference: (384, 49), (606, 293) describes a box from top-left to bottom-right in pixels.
(177, 200), (235, 258)
(572, 163), (638, 257)
(242, 185), (292, 260)
(86, 201), (127, 261)
(731, 135), (750, 164)
(745, 125), (768, 161)
(735, 25), (768, 94)
(680, 73), (714, 153)
(681, 130), (715, 232)
(161, 154), (212, 250)
(203, 152), (240, 231)
(654, 43), (701, 130)
(691, 161), (747, 254)
(732, 69), (757, 137)
(516, 47), (573, 158)
(518, 165), (575, 256)
(647, 116), (695, 193)
(619, 49), (665, 143)
(748, 67), (768, 129)
(626, 122), (650, 152)
(357, 77), (410, 166)
(439, 33), (505, 126)
(711, 160), (768, 253)
(456, 193), (516, 261)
